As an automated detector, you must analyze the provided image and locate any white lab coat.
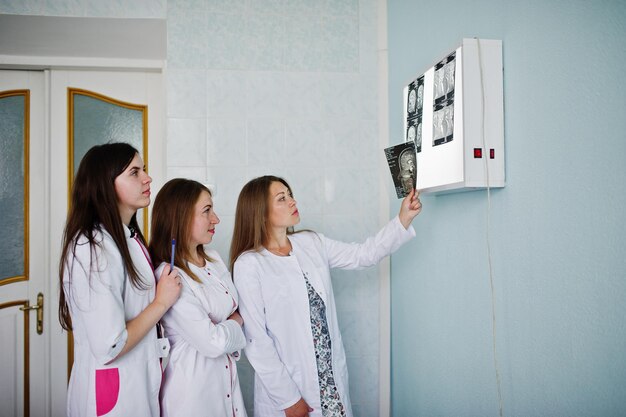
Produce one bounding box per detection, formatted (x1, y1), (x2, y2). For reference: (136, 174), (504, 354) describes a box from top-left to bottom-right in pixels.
(63, 225), (162, 417)
(156, 249), (248, 417)
(234, 216), (415, 417)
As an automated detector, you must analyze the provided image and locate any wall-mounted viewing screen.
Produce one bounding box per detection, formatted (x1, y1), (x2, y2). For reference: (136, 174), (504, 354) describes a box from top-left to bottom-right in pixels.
(402, 38), (505, 195)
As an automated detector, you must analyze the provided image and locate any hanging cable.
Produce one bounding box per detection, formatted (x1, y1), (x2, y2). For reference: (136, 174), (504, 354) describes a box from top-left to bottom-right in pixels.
(476, 36), (504, 417)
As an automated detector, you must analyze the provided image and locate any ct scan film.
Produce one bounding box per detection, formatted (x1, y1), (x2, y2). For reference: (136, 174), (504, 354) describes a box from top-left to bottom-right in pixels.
(384, 141), (417, 199)
(432, 51), (456, 147)
(406, 75), (424, 153)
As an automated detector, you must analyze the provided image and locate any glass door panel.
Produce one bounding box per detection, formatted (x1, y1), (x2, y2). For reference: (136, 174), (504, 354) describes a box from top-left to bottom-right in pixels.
(0, 90), (29, 284)
(68, 88), (148, 231)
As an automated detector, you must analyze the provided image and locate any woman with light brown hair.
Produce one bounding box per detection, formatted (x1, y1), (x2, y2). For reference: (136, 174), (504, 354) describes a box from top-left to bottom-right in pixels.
(230, 175), (422, 417)
(149, 178), (247, 417)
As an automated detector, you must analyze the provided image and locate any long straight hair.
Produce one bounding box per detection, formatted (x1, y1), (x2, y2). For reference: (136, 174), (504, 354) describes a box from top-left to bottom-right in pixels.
(58, 142), (146, 331)
(149, 178), (214, 283)
(229, 175), (296, 273)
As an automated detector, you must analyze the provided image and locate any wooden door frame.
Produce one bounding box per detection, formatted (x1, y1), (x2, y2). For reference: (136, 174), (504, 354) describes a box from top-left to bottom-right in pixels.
(0, 69), (47, 417)
(1, 59), (166, 417)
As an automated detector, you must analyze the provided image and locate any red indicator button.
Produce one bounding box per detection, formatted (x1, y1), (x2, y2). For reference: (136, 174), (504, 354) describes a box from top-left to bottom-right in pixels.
(490, 149), (495, 159)
(474, 148), (482, 158)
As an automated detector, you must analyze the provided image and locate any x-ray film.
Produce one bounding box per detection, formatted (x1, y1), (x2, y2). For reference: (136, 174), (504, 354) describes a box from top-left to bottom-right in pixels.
(384, 141), (417, 198)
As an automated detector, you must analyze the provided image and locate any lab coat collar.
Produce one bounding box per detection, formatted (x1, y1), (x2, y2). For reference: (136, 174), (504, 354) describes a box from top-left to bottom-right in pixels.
(289, 238), (329, 305)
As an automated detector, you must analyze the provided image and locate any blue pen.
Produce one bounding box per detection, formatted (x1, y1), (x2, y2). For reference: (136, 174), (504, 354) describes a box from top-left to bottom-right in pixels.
(170, 239), (176, 270)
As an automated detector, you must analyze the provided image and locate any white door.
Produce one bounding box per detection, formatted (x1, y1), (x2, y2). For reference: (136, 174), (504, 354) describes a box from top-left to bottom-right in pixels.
(49, 69), (165, 416)
(0, 68), (165, 417)
(0, 70), (47, 417)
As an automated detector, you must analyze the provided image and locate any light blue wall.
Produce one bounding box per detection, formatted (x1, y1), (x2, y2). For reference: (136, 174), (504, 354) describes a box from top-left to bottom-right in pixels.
(387, 1), (626, 416)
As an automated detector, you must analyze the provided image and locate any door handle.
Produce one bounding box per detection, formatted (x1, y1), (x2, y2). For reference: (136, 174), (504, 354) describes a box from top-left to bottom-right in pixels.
(20, 292), (44, 335)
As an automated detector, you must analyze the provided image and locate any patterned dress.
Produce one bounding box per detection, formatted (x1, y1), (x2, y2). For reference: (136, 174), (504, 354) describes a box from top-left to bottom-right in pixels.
(303, 273), (346, 417)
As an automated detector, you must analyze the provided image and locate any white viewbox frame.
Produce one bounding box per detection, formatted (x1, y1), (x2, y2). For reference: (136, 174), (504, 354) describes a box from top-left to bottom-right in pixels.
(403, 38), (505, 195)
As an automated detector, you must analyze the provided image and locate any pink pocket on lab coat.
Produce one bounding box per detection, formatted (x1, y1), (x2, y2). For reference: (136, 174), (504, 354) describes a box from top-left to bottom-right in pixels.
(95, 368), (120, 416)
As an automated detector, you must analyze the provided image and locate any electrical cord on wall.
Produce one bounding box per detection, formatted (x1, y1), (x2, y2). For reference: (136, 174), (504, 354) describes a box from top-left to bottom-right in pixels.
(476, 37), (504, 417)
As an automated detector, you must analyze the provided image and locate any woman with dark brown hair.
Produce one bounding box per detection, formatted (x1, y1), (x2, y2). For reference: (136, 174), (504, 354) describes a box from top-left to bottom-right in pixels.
(59, 142), (181, 417)
(149, 178), (247, 417)
(230, 175), (422, 417)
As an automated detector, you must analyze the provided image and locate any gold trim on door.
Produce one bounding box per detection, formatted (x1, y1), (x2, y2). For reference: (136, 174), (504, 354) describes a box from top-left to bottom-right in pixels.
(0, 89), (30, 286)
(66, 87), (150, 380)
(0, 299), (31, 417)
(67, 88), (149, 232)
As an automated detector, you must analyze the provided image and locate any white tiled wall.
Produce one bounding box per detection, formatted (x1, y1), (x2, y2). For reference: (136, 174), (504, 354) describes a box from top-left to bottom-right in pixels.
(1, 0), (386, 415)
(0, 0), (167, 17)
(169, 5), (384, 413)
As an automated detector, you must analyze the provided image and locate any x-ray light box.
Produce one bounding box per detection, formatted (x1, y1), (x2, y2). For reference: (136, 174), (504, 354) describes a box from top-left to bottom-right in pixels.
(403, 38), (505, 195)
